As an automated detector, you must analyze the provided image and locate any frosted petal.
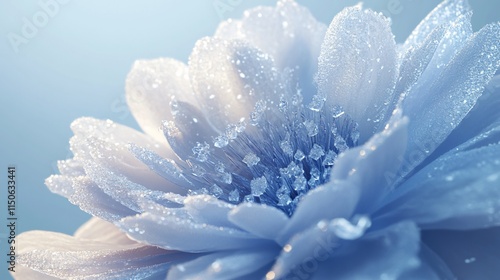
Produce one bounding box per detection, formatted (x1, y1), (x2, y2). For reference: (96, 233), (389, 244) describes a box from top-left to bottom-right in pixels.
(16, 230), (181, 279)
(126, 58), (196, 143)
(70, 117), (179, 193)
(118, 212), (269, 253)
(45, 175), (136, 222)
(317, 6), (398, 142)
(215, 0), (326, 100)
(189, 38), (279, 130)
(403, 0), (470, 52)
(228, 202), (289, 241)
(375, 143), (500, 230)
(277, 180), (359, 245)
(167, 249), (277, 280)
(401, 23), (500, 177)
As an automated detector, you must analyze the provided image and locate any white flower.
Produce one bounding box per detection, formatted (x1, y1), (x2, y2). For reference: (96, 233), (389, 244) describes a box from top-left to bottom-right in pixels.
(15, 0), (500, 279)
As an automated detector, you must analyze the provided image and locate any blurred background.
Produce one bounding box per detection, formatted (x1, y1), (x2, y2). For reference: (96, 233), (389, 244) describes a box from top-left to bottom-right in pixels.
(0, 0), (498, 278)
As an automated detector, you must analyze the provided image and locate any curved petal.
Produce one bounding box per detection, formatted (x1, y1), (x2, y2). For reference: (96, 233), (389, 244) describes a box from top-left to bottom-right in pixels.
(16, 230), (184, 279)
(402, 0), (470, 52)
(167, 249), (278, 280)
(118, 212), (270, 253)
(330, 112), (409, 213)
(228, 202), (289, 241)
(374, 143), (500, 230)
(423, 227), (500, 279)
(317, 6), (398, 142)
(188, 37), (280, 130)
(184, 195), (236, 228)
(45, 175), (137, 222)
(215, 0), (326, 101)
(277, 180), (359, 245)
(126, 58), (196, 143)
(400, 23), (500, 177)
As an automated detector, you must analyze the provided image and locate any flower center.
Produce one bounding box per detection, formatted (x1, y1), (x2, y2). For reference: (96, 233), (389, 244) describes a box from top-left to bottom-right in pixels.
(134, 86), (359, 217)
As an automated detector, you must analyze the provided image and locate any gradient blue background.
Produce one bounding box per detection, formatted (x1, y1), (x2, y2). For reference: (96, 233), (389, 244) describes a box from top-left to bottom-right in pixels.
(0, 0), (499, 279)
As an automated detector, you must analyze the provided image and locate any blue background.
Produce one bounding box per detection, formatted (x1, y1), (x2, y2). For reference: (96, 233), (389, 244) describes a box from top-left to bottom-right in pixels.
(0, 0), (499, 279)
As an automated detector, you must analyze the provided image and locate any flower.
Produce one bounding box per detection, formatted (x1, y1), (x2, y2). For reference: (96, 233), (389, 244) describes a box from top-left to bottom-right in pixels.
(15, 0), (500, 279)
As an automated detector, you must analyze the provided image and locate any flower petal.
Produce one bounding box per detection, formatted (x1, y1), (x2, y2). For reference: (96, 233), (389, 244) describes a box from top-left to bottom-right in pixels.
(45, 175), (137, 222)
(309, 221), (420, 280)
(126, 58), (196, 143)
(188, 37), (280, 130)
(118, 212), (270, 253)
(400, 23), (500, 177)
(330, 112), (409, 213)
(423, 227), (500, 279)
(228, 202), (289, 241)
(74, 217), (136, 245)
(402, 0), (470, 52)
(16, 230), (184, 279)
(215, 0), (326, 101)
(375, 143), (500, 230)
(277, 180), (359, 245)
(184, 195), (236, 228)
(167, 249), (278, 280)
(317, 6), (398, 141)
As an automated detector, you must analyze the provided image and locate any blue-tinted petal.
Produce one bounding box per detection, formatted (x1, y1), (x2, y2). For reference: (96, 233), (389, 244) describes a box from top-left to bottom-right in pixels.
(228, 202), (289, 241)
(118, 212), (270, 253)
(375, 143), (500, 230)
(277, 180), (359, 245)
(400, 23), (500, 178)
(317, 6), (398, 141)
(330, 112), (409, 213)
(167, 249), (278, 280)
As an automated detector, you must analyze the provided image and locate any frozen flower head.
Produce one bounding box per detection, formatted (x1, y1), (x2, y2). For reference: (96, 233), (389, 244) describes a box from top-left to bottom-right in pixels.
(16, 0), (500, 279)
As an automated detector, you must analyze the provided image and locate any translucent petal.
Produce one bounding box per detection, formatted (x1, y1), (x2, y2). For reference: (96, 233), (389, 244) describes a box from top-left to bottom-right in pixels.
(74, 217), (136, 245)
(375, 143), (500, 230)
(228, 202), (289, 241)
(400, 23), (500, 178)
(188, 38), (279, 130)
(118, 212), (270, 253)
(423, 227), (500, 279)
(402, 0), (470, 52)
(167, 249), (278, 280)
(16, 231), (182, 279)
(317, 6), (398, 142)
(126, 58), (196, 143)
(215, 0), (326, 100)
